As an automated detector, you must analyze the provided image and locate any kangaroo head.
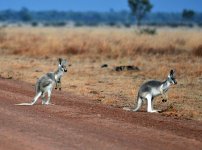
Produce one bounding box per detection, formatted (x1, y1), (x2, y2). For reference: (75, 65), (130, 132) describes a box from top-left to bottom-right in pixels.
(168, 69), (177, 85)
(58, 58), (67, 72)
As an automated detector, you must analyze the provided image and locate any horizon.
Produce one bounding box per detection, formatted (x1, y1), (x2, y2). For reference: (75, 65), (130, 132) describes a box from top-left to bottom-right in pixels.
(0, 0), (201, 13)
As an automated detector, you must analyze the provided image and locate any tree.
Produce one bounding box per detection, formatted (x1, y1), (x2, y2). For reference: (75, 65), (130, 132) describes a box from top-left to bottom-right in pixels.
(182, 9), (195, 22)
(19, 7), (32, 22)
(128, 0), (153, 26)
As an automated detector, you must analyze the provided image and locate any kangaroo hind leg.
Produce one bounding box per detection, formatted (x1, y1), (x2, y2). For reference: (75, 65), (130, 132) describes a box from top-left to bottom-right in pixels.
(41, 92), (47, 105)
(146, 94), (159, 113)
(43, 89), (54, 105)
(30, 91), (42, 105)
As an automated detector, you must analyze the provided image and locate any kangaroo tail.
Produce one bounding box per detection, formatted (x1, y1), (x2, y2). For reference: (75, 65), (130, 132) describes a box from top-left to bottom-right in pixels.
(15, 102), (34, 106)
(123, 95), (143, 112)
(123, 107), (132, 111)
(132, 96), (142, 112)
(15, 92), (42, 106)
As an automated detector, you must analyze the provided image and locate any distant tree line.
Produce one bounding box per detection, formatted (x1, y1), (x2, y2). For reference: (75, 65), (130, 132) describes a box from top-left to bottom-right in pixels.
(0, 7), (202, 27)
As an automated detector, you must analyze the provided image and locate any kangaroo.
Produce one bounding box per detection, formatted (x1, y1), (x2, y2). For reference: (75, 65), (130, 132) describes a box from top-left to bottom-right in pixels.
(124, 70), (177, 113)
(15, 58), (68, 106)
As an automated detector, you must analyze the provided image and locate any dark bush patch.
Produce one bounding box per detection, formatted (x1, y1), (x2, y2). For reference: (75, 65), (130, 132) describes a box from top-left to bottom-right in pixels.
(192, 45), (202, 57)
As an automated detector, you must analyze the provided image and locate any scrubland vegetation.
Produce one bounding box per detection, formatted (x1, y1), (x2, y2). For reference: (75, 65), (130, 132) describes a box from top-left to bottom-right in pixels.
(0, 26), (201, 120)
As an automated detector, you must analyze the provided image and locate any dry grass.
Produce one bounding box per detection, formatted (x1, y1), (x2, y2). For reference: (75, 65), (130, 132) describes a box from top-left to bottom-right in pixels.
(0, 26), (202, 121)
(1, 27), (202, 57)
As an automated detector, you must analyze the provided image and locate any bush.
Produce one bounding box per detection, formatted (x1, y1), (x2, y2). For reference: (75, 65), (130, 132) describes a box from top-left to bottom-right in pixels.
(123, 22), (131, 28)
(42, 21), (66, 27)
(53, 22), (66, 27)
(198, 23), (202, 27)
(139, 28), (156, 35)
(193, 45), (202, 57)
(74, 22), (84, 27)
(31, 21), (38, 27)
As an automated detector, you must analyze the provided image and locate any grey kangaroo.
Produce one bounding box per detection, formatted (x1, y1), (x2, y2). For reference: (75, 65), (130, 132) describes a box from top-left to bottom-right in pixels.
(16, 58), (67, 106)
(124, 70), (177, 113)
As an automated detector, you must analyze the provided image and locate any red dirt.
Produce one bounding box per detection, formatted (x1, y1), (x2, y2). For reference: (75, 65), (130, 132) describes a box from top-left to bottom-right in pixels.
(0, 78), (202, 150)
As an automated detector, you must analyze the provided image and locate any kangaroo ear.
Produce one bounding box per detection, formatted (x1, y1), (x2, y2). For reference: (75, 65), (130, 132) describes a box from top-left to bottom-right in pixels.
(170, 69), (175, 76)
(58, 58), (62, 65)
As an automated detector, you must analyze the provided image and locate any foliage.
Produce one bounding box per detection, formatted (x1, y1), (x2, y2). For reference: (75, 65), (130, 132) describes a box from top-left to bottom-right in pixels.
(19, 7), (32, 22)
(128, 0), (153, 26)
(182, 9), (195, 21)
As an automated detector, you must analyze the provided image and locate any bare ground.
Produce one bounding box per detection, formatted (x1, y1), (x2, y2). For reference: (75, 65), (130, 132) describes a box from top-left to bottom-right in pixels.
(0, 78), (202, 150)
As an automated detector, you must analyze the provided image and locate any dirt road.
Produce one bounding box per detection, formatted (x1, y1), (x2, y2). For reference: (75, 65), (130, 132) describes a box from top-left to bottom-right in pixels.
(0, 78), (201, 150)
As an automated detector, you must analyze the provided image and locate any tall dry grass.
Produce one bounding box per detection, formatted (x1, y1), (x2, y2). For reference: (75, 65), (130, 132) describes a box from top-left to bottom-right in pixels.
(0, 27), (202, 57)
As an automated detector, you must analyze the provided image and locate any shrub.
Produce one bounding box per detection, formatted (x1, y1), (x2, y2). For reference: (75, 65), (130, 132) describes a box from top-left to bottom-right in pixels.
(31, 21), (38, 27)
(139, 27), (156, 35)
(192, 45), (202, 57)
